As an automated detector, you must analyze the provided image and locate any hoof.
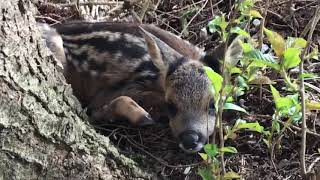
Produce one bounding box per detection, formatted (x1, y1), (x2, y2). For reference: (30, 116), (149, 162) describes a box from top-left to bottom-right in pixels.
(137, 113), (155, 126)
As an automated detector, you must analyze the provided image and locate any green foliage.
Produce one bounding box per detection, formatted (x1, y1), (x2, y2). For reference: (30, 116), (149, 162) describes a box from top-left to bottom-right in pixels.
(270, 85), (302, 122)
(231, 27), (250, 38)
(208, 14), (229, 41)
(263, 28), (285, 57)
(204, 144), (219, 157)
(283, 48), (301, 69)
(244, 49), (279, 69)
(200, 0), (319, 179)
(224, 171), (241, 179)
(198, 167), (215, 180)
(220, 146), (238, 154)
(238, 0), (255, 12)
(198, 143), (239, 180)
(204, 66), (223, 105)
(225, 119), (267, 140)
(306, 102), (320, 110)
(224, 103), (247, 113)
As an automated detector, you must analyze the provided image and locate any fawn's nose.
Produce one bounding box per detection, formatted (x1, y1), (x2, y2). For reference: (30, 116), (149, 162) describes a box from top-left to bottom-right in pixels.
(179, 130), (205, 153)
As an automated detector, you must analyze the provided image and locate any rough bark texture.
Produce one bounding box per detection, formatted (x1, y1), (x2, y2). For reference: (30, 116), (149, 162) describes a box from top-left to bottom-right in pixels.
(0, 0), (152, 179)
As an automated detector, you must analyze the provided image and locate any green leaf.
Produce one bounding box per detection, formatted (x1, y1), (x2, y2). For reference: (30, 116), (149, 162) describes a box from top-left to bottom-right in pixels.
(276, 97), (294, 109)
(219, 15), (228, 31)
(198, 167), (215, 180)
(198, 152), (208, 161)
(286, 37), (307, 49)
(239, 0), (255, 12)
(226, 96), (234, 102)
(235, 87), (245, 97)
(263, 138), (271, 148)
(263, 28), (285, 57)
(204, 144), (218, 157)
(306, 101), (320, 110)
(244, 50), (279, 70)
(270, 85), (280, 101)
(237, 76), (248, 89)
(208, 14), (228, 33)
(236, 121), (265, 133)
(224, 171), (241, 179)
(230, 67), (242, 74)
(283, 48), (301, 69)
(231, 27), (250, 38)
(224, 85), (234, 96)
(204, 66), (223, 98)
(263, 130), (271, 136)
(272, 120), (280, 133)
(220, 146), (238, 154)
(300, 73), (317, 78)
(238, 40), (254, 53)
(306, 46), (319, 60)
(249, 10), (263, 18)
(292, 38), (307, 49)
(273, 94), (300, 114)
(224, 103), (248, 113)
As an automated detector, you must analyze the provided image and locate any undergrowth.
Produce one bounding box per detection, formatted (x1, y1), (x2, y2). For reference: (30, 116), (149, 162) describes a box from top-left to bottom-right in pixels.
(199, 0), (320, 179)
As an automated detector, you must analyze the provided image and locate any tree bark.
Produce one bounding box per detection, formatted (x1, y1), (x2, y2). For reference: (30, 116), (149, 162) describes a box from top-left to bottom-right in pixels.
(0, 0), (152, 179)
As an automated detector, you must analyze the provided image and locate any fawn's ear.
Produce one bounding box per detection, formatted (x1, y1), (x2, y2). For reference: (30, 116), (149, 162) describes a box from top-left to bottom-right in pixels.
(201, 36), (243, 74)
(201, 44), (223, 74)
(139, 26), (166, 74)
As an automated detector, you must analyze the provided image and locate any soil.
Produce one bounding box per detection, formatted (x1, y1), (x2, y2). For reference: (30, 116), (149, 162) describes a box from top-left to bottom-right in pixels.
(36, 0), (320, 179)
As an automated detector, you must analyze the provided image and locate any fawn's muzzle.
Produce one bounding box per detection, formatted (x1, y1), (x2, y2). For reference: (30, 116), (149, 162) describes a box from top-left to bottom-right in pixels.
(179, 130), (206, 153)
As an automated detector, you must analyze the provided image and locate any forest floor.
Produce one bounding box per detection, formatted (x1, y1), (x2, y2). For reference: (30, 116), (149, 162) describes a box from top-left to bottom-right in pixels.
(37, 0), (320, 179)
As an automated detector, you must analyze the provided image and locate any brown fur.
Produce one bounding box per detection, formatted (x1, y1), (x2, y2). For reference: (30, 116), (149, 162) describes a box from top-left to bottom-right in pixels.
(39, 21), (220, 153)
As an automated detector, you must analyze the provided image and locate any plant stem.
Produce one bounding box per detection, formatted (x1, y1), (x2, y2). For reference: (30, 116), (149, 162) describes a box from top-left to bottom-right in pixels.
(299, 5), (320, 177)
(258, 0), (270, 49)
(214, 3), (243, 177)
(282, 70), (297, 91)
(216, 48), (228, 178)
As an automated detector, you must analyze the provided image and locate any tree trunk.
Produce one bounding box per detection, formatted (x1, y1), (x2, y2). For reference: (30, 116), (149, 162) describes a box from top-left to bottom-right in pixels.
(0, 0), (152, 179)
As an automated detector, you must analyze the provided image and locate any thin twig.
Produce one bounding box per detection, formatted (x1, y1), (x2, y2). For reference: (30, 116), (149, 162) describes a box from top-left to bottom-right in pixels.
(123, 135), (203, 168)
(305, 82), (320, 94)
(247, 114), (320, 138)
(300, 16), (314, 38)
(270, 140), (280, 175)
(179, 0), (209, 37)
(307, 157), (320, 173)
(130, 10), (143, 24)
(214, 2), (243, 177)
(34, 15), (61, 24)
(276, 120), (320, 138)
(43, 1), (123, 8)
(296, 1), (318, 11)
(258, 0), (270, 49)
(216, 36), (228, 180)
(139, 0), (151, 21)
(299, 5), (320, 176)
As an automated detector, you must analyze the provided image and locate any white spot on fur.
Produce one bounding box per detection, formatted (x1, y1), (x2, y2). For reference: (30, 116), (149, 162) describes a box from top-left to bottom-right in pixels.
(81, 61), (89, 71)
(108, 32), (121, 42)
(89, 70), (98, 77)
(61, 31), (116, 40)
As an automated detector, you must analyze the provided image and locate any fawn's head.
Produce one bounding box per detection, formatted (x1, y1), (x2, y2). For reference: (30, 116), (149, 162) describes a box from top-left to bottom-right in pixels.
(140, 27), (221, 153)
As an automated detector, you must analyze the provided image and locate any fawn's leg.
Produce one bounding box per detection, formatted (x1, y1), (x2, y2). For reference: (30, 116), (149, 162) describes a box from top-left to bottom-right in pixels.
(90, 96), (154, 126)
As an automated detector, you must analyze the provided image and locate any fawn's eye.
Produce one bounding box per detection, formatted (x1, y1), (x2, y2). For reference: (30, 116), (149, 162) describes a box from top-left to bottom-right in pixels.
(208, 99), (215, 115)
(166, 101), (178, 118)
